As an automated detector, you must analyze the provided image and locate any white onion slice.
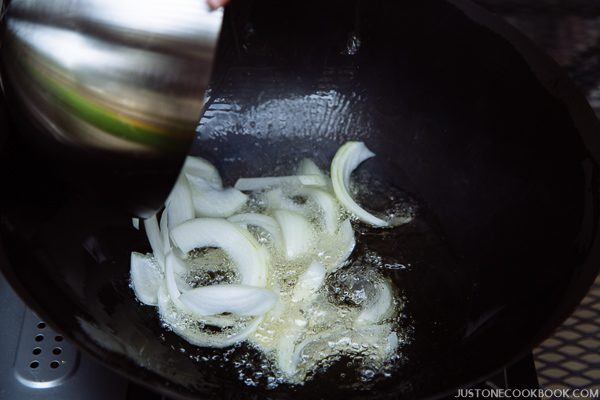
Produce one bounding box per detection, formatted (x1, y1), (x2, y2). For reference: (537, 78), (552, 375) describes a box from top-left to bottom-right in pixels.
(175, 272), (193, 293)
(143, 215), (164, 268)
(170, 218), (267, 287)
(273, 210), (315, 260)
(296, 158), (323, 176)
(228, 213), (283, 250)
(385, 331), (399, 355)
(133, 141), (402, 373)
(292, 261), (325, 302)
(354, 324), (399, 357)
(165, 252), (185, 305)
(263, 188), (305, 214)
(277, 326), (384, 380)
(187, 175), (248, 218)
(171, 252), (188, 276)
(157, 284), (262, 348)
(282, 329), (341, 379)
(183, 156), (222, 188)
(234, 175), (327, 191)
(132, 218), (139, 230)
(285, 324), (397, 379)
(130, 252), (161, 306)
(355, 281), (393, 326)
(166, 250), (190, 292)
(165, 175), (194, 230)
(302, 188), (339, 234)
(337, 219), (356, 261)
(179, 284), (277, 317)
(159, 210), (170, 254)
(276, 327), (304, 377)
(325, 219), (356, 272)
(164, 252), (235, 328)
(331, 141), (388, 227)
(297, 158), (333, 189)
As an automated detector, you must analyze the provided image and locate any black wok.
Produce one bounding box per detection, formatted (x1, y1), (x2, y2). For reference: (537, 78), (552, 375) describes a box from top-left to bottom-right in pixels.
(1, 0), (600, 399)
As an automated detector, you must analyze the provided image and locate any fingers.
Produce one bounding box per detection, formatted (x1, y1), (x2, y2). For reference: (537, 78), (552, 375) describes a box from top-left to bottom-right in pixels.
(207, 0), (230, 10)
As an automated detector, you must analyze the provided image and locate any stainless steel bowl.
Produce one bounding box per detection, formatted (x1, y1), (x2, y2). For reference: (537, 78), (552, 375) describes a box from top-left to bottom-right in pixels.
(0, 0), (223, 216)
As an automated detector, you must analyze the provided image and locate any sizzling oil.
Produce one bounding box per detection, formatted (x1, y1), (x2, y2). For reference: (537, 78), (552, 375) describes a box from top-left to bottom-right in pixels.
(158, 170), (464, 392)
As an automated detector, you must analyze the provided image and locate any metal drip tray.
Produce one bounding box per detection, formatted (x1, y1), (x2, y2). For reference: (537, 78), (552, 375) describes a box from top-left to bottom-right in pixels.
(0, 275), (129, 400)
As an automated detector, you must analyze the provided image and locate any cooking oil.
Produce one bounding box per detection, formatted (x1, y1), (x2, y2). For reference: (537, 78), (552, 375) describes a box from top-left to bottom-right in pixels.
(153, 165), (444, 390)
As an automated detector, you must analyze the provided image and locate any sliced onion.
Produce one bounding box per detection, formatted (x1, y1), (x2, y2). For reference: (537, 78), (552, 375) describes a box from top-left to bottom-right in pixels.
(276, 327), (305, 377)
(228, 213), (283, 250)
(132, 218), (139, 230)
(170, 218), (267, 287)
(130, 252), (161, 306)
(354, 324), (399, 357)
(287, 324), (397, 379)
(234, 175), (327, 191)
(347, 324), (399, 357)
(165, 174), (195, 230)
(166, 250), (190, 292)
(175, 273), (193, 293)
(159, 210), (170, 254)
(165, 252), (235, 328)
(171, 251), (188, 276)
(302, 188), (340, 234)
(385, 331), (399, 355)
(337, 219), (356, 262)
(263, 186), (339, 232)
(325, 219), (356, 272)
(263, 188), (305, 214)
(292, 261), (325, 302)
(331, 141), (388, 227)
(355, 281), (393, 326)
(297, 158), (333, 189)
(143, 215), (164, 268)
(296, 158), (323, 176)
(282, 329), (340, 379)
(165, 252), (185, 306)
(187, 175), (248, 218)
(179, 284), (277, 317)
(273, 210), (315, 260)
(183, 156), (222, 188)
(133, 142), (402, 373)
(157, 284), (262, 348)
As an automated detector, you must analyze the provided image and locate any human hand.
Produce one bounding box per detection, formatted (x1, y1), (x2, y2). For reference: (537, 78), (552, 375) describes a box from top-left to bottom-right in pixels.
(207, 0), (230, 9)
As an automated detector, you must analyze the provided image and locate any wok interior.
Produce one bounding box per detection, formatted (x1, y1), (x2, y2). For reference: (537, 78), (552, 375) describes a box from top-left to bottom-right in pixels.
(0, 1), (598, 399)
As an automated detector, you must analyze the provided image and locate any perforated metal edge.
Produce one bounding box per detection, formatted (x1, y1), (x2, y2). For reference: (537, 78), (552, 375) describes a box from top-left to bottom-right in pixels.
(14, 310), (79, 389)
